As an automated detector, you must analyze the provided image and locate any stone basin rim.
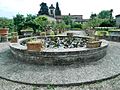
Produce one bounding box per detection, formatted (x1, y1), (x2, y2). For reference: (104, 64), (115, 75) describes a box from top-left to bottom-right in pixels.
(9, 36), (109, 52)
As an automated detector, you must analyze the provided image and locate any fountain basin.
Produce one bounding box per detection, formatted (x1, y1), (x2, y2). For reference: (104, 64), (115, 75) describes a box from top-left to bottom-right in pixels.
(9, 36), (108, 65)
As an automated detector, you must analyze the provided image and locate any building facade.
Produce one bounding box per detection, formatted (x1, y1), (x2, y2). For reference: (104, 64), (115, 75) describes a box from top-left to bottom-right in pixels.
(43, 3), (88, 23)
(116, 14), (120, 28)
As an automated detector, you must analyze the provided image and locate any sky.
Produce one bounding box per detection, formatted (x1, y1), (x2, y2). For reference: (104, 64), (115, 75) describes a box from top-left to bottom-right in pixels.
(0, 0), (120, 19)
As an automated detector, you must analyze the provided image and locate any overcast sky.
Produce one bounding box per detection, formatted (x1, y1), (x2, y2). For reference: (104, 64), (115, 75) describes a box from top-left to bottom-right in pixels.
(0, 0), (120, 19)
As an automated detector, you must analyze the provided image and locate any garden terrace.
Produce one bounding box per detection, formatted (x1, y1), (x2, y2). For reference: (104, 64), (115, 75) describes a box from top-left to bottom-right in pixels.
(1, 41), (120, 86)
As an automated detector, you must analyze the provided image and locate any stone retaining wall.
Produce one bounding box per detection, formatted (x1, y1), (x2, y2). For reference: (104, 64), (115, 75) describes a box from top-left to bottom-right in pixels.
(9, 36), (108, 65)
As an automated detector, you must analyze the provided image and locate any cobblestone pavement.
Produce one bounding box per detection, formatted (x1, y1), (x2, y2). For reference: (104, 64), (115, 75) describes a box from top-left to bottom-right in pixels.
(0, 42), (120, 90)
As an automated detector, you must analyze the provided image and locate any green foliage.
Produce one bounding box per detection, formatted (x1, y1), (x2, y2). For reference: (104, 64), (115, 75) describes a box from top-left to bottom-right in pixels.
(82, 22), (89, 29)
(95, 31), (109, 36)
(90, 13), (97, 19)
(55, 21), (66, 30)
(0, 17), (14, 32)
(99, 19), (115, 27)
(32, 86), (38, 90)
(83, 18), (104, 29)
(62, 16), (72, 25)
(65, 25), (71, 29)
(40, 32), (46, 36)
(38, 2), (49, 15)
(71, 22), (82, 29)
(88, 9), (115, 28)
(47, 84), (55, 90)
(34, 16), (49, 32)
(55, 2), (61, 16)
(71, 28), (81, 30)
(13, 14), (25, 34)
(50, 22), (57, 31)
(98, 9), (113, 19)
(11, 32), (18, 36)
(49, 30), (55, 36)
(24, 14), (38, 33)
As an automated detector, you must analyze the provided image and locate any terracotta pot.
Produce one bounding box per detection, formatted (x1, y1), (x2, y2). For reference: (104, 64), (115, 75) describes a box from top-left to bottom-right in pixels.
(27, 40), (44, 52)
(0, 28), (8, 36)
(86, 41), (102, 48)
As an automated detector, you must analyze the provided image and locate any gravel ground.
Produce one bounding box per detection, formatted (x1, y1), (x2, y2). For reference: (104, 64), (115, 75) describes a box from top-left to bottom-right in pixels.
(0, 75), (120, 90)
(0, 42), (120, 90)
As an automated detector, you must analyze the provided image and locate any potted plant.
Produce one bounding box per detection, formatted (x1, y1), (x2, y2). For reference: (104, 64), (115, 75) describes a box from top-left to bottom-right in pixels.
(40, 32), (46, 36)
(27, 40), (44, 52)
(10, 32), (18, 43)
(0, 28), (8, 36)
(0, 28), (9, 42)
(86, 37), (102, 48)
(21, 28), (34, 37)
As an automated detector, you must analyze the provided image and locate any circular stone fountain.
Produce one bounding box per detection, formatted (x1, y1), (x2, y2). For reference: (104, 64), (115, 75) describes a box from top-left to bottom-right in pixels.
(9, 35), (108, 65)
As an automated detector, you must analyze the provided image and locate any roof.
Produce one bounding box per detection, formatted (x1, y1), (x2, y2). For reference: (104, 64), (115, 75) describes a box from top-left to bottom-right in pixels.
(55, 15), (83, 19)
(116, 14), (120, 17)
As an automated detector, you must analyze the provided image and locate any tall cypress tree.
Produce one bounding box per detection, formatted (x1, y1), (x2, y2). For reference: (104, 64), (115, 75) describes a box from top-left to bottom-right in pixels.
(55, 2), (61, 16)
(38, 2), (49, 16)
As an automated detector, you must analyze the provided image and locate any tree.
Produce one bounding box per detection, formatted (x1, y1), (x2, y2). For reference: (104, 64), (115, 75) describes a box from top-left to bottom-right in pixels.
(110, 9), (113, 20)
(34, 16), (49, 32)
(55, 2), (61, 16)
(98, 9), (115, 27)
(71, 22), (82, 29)
(0, 17), (14, 32)
(38, 2), (49, 16)
(13, 14), (25, 34)
(98, 9), (113, 19)
(84, 18), (104, 29)
(62, 16), (72, 25)
(57, 21), (66, 30)
(99, 19), (115, 27)
(24, 14), (38, 33)
(89, 9), (115, 27)
(90, 13), (97, 19)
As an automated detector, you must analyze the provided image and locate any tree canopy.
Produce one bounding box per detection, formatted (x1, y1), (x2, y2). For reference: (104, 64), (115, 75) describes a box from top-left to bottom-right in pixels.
(87, 9), (115, 28)
(13, 14), (25, 34)
(0, 17), (14, 32)
(55, 2), (61, 16)
(90, 13), (97, 19)
(24, 14), (38, 33)
(98, 9), (113, 19)
(34, 16), (49, 32)
(62, 16), (72, 25)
